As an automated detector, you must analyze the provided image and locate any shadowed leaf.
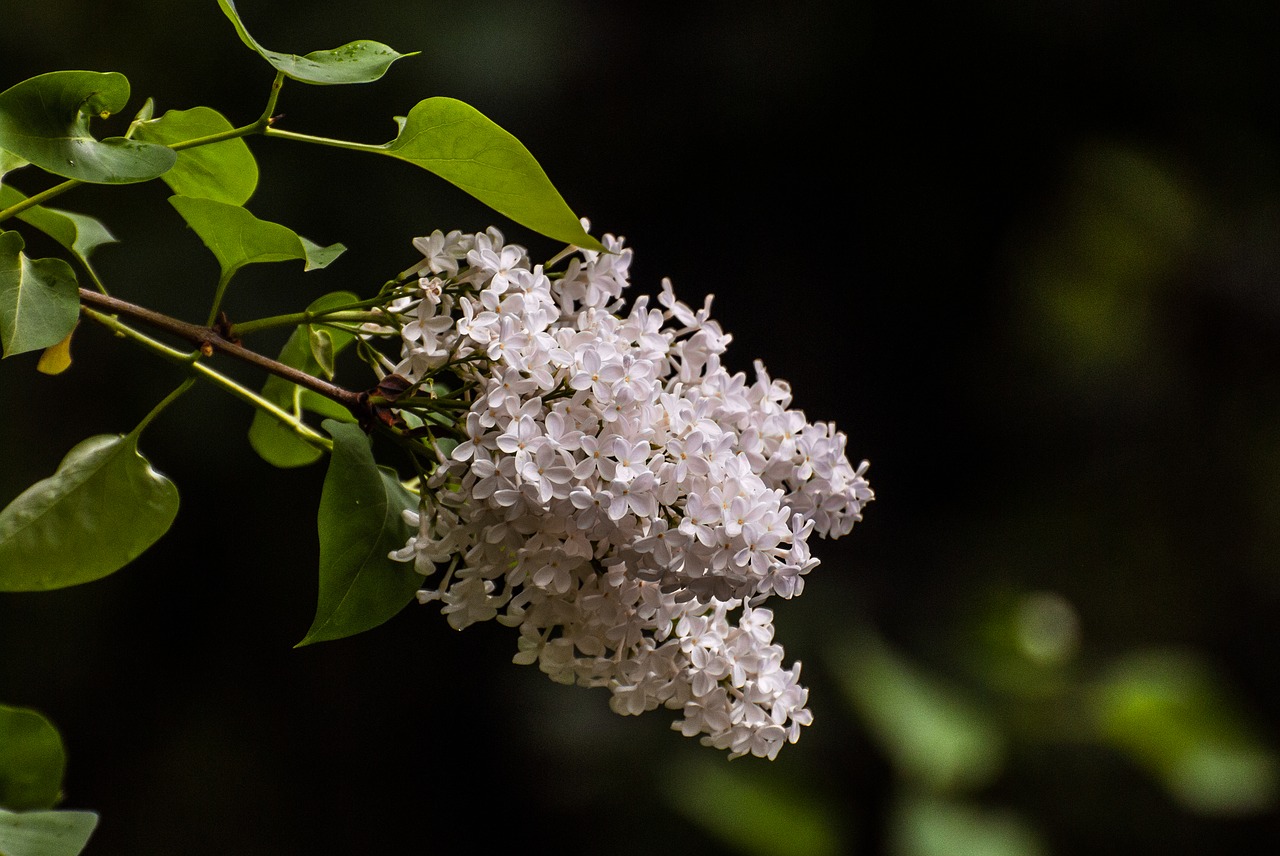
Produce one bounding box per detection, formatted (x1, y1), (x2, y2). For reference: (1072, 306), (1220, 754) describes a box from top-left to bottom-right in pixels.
(298, 420), (420, 646)
(0, 230), (79, 359)
(0, 705), (65, 812)
(0, 433), (179, 591)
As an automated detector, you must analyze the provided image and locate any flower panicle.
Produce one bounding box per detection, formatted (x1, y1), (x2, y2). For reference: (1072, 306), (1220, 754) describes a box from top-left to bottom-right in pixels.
(379, 224), (873, 760)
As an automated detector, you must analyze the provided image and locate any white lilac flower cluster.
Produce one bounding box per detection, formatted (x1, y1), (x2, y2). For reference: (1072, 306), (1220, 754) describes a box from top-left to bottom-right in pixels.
(384, 225), (873, 760)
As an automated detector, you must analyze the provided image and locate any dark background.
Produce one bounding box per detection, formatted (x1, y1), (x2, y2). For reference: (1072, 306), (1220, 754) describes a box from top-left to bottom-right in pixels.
(3, 2), (1279, 854)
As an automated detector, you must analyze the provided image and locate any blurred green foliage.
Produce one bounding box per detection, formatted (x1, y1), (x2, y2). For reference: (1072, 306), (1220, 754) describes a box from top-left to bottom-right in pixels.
(1, 1), (1279, 855)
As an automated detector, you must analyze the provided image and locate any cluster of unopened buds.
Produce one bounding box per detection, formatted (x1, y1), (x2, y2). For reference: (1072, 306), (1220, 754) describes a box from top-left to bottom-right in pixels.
(373, 224), (873, 759)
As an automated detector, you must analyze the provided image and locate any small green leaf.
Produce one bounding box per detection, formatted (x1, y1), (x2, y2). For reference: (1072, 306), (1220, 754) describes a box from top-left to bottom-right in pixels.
(248, 290), (359, 468)
(1092, 649), (1280, 815)
(298, 420), (421, 646)
(377, 98), (603, 251)
(1, 185), (118, 265)
(0, 705), (65, 812)
(168, 195), (344, 281)
(132, 107), (258, 205)
(0, 433), (179, 591)
(0, 231), (79, 359)
(0, 808), (97, 856)
(217, 0), (417, 85)
(308, 326), (335, 378)
(0, 71), (176, 183)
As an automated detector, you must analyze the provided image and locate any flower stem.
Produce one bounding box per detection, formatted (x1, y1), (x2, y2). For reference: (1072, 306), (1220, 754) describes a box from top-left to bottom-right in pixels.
(80, 306), (333, 452)
(77, 288), (367, 421)
(128, 377), (197, 440)
(0, 179), (82, 223)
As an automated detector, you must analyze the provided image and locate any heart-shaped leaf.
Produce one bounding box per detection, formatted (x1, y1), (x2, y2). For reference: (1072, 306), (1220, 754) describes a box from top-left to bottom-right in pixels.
(298, 420), (421, 646)
(0, 231), (79, 359)
(0, 71), (176, 183)
(0, 808), (97, 856)
(377, 98), (602, 250)
(168, 195), (344, 281)
(132, 106), (258, 205)
(0, 186), (118, 264)
(0, 432), (179, 591)
(248, 291), (360, 469)
(0, 705), (65, 812)
(217, 0), (417, 85)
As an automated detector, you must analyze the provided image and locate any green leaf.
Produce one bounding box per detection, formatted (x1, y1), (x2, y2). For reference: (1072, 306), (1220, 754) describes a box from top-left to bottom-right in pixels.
(217, 0), (417, 85)
(0, 149), (27, 179)
(0, 231), (79, 359)
(0, 808), (97, 856)
(168, 195), (344, 281)
(298, 420), (421, 646)
(132, 107), (258, 205)
(0, 433), (179, 591)
(248, 290), (359, 468)
(0, 705), (65, 812)
(377, 98), (603, 251)
(830, 629), (1005, 793)
(36, 328), (75, 376)
(889, 794), (1048, 856)
(0, 186), (118, 264)
(0, 71), (176, 183)
(1092, 649), (1280, 815)
(665, 758), (842, 856)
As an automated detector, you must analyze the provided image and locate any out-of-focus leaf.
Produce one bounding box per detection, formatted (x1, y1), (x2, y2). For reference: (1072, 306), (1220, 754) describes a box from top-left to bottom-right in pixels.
(966, 590), (1081, 699)
(0, 71), (175, 183)
(1092, 649), (1279, 815)
(133, 106), (258, 205)
(375, 98), (603, 251)
(0, 230), (78, 358)
(830, 629), (1005, 793)
(0, 433), (179, 591)
(0, 705), (65, 811)
(217, 0), (416, 85)
(297, 420), (420, 646)
(890, 793), (1048, 856)
(0, 808), (97, 856)
(248, 290), (359, 468)
(664, 758), (842, 856)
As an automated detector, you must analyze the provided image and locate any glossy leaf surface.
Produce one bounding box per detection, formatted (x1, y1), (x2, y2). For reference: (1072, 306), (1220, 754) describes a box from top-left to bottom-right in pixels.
(217, 0), (416, 85)
(298, 420), (420, 646)
(133, 106), (258, 205)
(168, 195), (344, 280)
(0, 231), (79, 359)
(0, 71), (175, 183)
(377, 98), (603, 251)
(0, 433), (179, 591)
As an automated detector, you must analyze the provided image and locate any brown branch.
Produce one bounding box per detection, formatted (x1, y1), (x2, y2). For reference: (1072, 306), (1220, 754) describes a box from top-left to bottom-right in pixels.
(78, 288), (370, 421)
